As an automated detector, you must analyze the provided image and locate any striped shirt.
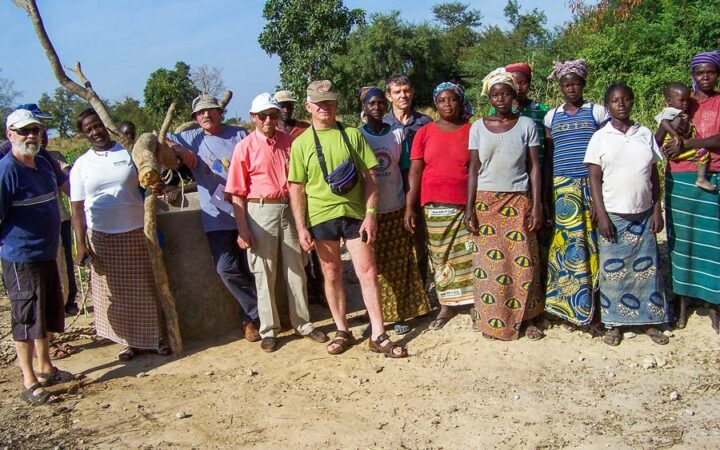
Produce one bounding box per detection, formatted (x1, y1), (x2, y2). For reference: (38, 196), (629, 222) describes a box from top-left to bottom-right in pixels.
(544, 102), (608, 177)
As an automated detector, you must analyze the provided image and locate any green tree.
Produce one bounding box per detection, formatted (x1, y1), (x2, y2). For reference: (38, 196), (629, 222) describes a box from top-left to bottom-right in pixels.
(110, 96), (153, 134)
(143, 61), (200, 127)
(433, 2), (483, 82)
(432, 1), (482, 30)
(37, 87), (89, 138)
(259, 0), (365, 97)
(0, 68), (20, 135)
(331, 11), (446, 113)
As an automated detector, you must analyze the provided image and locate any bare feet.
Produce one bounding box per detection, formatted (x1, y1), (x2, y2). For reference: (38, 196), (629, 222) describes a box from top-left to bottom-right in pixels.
(646, 327), (669, 345)
(709, 307), (720, 334)
(603, 327), (622, 346)
(696, 178), (717, 192)
(675, 296), (688, 329)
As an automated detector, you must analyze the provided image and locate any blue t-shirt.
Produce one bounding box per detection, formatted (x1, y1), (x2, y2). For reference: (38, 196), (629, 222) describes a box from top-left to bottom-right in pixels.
(0, 152), (61, 262)
(168, 126), (248, 233)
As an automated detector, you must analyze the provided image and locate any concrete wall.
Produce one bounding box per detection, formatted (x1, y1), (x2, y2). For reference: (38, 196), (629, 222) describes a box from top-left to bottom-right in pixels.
(156, 194), (242, 341)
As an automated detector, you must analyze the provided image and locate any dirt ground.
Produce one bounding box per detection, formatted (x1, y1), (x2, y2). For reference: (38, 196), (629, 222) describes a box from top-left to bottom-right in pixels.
(0, 238), (719, 449)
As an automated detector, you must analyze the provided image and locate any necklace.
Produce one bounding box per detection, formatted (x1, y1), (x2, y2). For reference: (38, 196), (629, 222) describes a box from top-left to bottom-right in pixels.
(93, 149), (109, 157)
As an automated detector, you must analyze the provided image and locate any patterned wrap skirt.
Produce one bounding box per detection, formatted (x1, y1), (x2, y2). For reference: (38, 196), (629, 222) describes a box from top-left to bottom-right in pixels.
(598, 209), (669, 326)
(471, 191), (543, 340)
(375, 208), (431, 322)
(88, 227), (161, 350)
(544, 177), (599, 325)
(666, 172), (720, 304)
(424, 204), (475, 306)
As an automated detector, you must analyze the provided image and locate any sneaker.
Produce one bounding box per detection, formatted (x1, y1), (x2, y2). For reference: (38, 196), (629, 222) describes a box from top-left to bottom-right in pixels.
(303, 329), (329, 343)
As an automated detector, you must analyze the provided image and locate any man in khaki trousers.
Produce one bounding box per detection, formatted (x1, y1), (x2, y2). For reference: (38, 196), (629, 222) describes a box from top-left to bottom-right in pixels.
(226, 93), (328, 352)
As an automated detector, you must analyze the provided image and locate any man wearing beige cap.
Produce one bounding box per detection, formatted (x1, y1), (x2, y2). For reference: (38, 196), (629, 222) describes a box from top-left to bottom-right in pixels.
(166, 94), (261, 342)
(287, 80), (408, 358)
(274, 90), (310, 141)
(226, 93), (328, 352)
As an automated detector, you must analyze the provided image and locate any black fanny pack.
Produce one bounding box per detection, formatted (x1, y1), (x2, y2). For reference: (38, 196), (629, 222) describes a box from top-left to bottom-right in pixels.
(312, 123), (358, 196)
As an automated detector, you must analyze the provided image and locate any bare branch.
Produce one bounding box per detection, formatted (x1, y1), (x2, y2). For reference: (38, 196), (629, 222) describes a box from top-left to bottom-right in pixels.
(219, 90), (233, 109)
(14, 0), (130, 149)
(158, 103), (176, 146)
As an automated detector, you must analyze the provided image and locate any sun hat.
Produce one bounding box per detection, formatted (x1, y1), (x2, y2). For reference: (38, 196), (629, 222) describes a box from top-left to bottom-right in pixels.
(249, 93), (280, 114)
(191, 94), (222, 118)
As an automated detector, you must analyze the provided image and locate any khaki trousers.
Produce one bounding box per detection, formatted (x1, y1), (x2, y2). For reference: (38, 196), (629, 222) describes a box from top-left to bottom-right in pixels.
(246, 202), (313, 338)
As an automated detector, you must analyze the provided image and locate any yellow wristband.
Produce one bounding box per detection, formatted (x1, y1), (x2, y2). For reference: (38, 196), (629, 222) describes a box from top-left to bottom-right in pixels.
(367, 207), (378, 215)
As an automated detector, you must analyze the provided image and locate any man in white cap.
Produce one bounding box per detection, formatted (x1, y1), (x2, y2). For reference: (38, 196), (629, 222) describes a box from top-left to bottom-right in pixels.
(287, 80), (407, 358)
(225, 93), (328, 352)
(166, 94), (261, 342)
(1, 110), (74, 405)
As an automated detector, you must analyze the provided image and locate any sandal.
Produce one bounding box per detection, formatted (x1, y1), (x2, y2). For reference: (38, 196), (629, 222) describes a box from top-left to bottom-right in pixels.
(646, 327), (669, 345)
(156, 344), (171, 356)
(37, 366), (75, 387)
(118, 347), (136, 361)
(21, 383), (60, 406)
(393, 322), (411, 335)
(368, 333), (407, 358)
(603, 328), (622, 347)
(525, 325), (545, 341)
(327, 330), (355, 355)
(48, 343), (76, 360)
(561, 323), (577, 333)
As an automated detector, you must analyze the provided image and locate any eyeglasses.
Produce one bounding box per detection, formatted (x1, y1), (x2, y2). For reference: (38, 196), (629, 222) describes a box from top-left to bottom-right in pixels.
(256, 111), (279, 121)
(11, 126), (42, 136)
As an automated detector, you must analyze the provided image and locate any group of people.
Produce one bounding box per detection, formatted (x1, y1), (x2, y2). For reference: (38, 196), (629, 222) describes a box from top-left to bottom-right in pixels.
(2, 49), (720, 405)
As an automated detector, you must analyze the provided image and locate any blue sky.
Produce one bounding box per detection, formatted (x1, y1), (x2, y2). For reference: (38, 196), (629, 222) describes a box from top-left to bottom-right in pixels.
(1, 0), (578, 121)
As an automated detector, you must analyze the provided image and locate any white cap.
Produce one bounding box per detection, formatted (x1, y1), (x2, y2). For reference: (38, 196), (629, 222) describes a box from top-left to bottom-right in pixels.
(6, 109), (42, 131)
(249, 93), (280, 114)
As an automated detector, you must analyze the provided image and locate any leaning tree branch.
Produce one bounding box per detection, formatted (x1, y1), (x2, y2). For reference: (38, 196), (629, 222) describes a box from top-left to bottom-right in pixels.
(15, 0), (131, 150)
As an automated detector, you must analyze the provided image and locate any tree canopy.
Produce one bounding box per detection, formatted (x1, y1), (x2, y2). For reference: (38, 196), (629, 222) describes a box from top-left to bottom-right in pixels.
(143, 61), (200, 128)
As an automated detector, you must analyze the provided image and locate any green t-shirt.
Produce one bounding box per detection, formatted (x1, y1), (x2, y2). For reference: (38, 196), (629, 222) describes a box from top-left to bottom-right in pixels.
(288, 123), (378, 227)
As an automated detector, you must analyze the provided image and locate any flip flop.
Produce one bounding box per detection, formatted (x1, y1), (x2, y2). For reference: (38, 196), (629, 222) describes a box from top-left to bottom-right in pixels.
(428, 316), (452, 330)
(525, 325), (545, 341)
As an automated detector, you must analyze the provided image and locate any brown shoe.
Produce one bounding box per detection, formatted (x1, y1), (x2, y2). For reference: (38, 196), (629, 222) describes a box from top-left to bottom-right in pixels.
(242, 321), (261, 342)
(304, 329), (329, 343)
(260, 337), (277, 352)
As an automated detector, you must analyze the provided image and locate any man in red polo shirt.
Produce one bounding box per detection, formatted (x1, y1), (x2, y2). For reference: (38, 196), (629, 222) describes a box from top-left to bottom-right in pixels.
(226, 93), (328, 353)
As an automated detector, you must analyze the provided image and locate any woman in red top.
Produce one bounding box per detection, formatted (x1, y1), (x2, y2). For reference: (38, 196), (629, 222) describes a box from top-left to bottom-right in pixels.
(405, 82), (473, 330)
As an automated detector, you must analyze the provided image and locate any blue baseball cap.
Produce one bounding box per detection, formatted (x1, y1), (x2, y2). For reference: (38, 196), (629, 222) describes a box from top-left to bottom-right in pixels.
(15, 103), (52, 119)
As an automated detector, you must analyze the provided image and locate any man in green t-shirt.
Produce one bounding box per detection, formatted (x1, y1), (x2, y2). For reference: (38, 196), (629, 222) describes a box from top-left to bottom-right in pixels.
(288, 80), (407, 358)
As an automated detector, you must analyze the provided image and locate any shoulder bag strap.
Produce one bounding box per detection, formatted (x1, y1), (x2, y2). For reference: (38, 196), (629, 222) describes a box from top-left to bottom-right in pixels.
(311, 125), (330, 180)
(337, 122), (356, 162)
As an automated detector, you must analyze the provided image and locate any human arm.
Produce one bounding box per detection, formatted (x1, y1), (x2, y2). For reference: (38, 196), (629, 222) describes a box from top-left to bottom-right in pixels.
(404, 159), (425, 234)
(666, 133), (720, 153)
(527, 144), (543, 232)
(70, 200), (94, 265)
(165, 137), (198, 169)
(231, 195), (254, 249)
(586, 164), (615, 242)
(359, 169), (379, 245)
(650, 164), (664, 233)
(289, 182), (314, 251)
(541, 127), (554, 224)
(654, 118), (679, 148)
(464, 151), (480, 233)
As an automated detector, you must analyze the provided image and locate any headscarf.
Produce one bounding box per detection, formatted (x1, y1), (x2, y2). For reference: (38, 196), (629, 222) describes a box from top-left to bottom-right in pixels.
(359, 86), (385, 104)
(481, 68), (517, 96)
(432, 81), (474, 120)
(690, 50), (720, 92)
(690, 50), (720, 72)
(547, 58), (588, 81)
(505, 63), (532, 80)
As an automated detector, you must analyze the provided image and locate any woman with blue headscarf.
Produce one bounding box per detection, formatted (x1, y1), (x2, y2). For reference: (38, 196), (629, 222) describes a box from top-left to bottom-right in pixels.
(404, 82), (474, 330)
(664, 50), (720, 333)
(358, 87), (431, 335)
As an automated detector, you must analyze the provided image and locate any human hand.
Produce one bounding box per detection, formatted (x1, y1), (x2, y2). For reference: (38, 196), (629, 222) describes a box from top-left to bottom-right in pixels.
(650, 209), (665, 234)
(75, 243), (95, 267)
(236, 228), (254, 249)
(359, 214), (378, 245)
(298, 227), (315, 252)
(463, 208), (478, 233)
(597, 213), (616, 242)
(176, 147), (197, 169)
(403, 207), (417, 234)
(528, 205), (543, 232)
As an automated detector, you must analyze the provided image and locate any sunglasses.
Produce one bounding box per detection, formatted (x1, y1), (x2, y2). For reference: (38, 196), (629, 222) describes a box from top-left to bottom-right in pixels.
(256, 111), (279, 121)
(11, 126), (43, 136)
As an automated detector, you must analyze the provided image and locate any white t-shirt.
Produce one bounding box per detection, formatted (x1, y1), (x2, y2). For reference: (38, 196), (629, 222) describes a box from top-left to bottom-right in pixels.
(359, 125), (405, 213)
(583, 122), (663, 214)
(469, 116), (539, 192)
(69, 143), (145, 233)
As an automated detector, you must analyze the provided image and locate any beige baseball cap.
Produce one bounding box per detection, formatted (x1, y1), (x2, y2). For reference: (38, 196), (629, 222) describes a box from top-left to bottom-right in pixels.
(274, 90), (297, 103)
(6, 109), (42, 130)
(306, 80), (338, 103)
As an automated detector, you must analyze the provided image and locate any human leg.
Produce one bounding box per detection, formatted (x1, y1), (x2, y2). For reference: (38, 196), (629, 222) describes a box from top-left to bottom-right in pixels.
(206, 230), (258, 323)
(247, 203), (282, 338)
(314, 240), (348, 332)
(695, 153), (716, 191)
(280, 205), (314, 336)
(60, 220), (78, 311)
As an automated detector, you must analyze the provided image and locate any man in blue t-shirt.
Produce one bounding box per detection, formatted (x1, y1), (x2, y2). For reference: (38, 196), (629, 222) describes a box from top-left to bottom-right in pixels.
(166, 94), (260, 341)
(1, 109), (73, 405)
